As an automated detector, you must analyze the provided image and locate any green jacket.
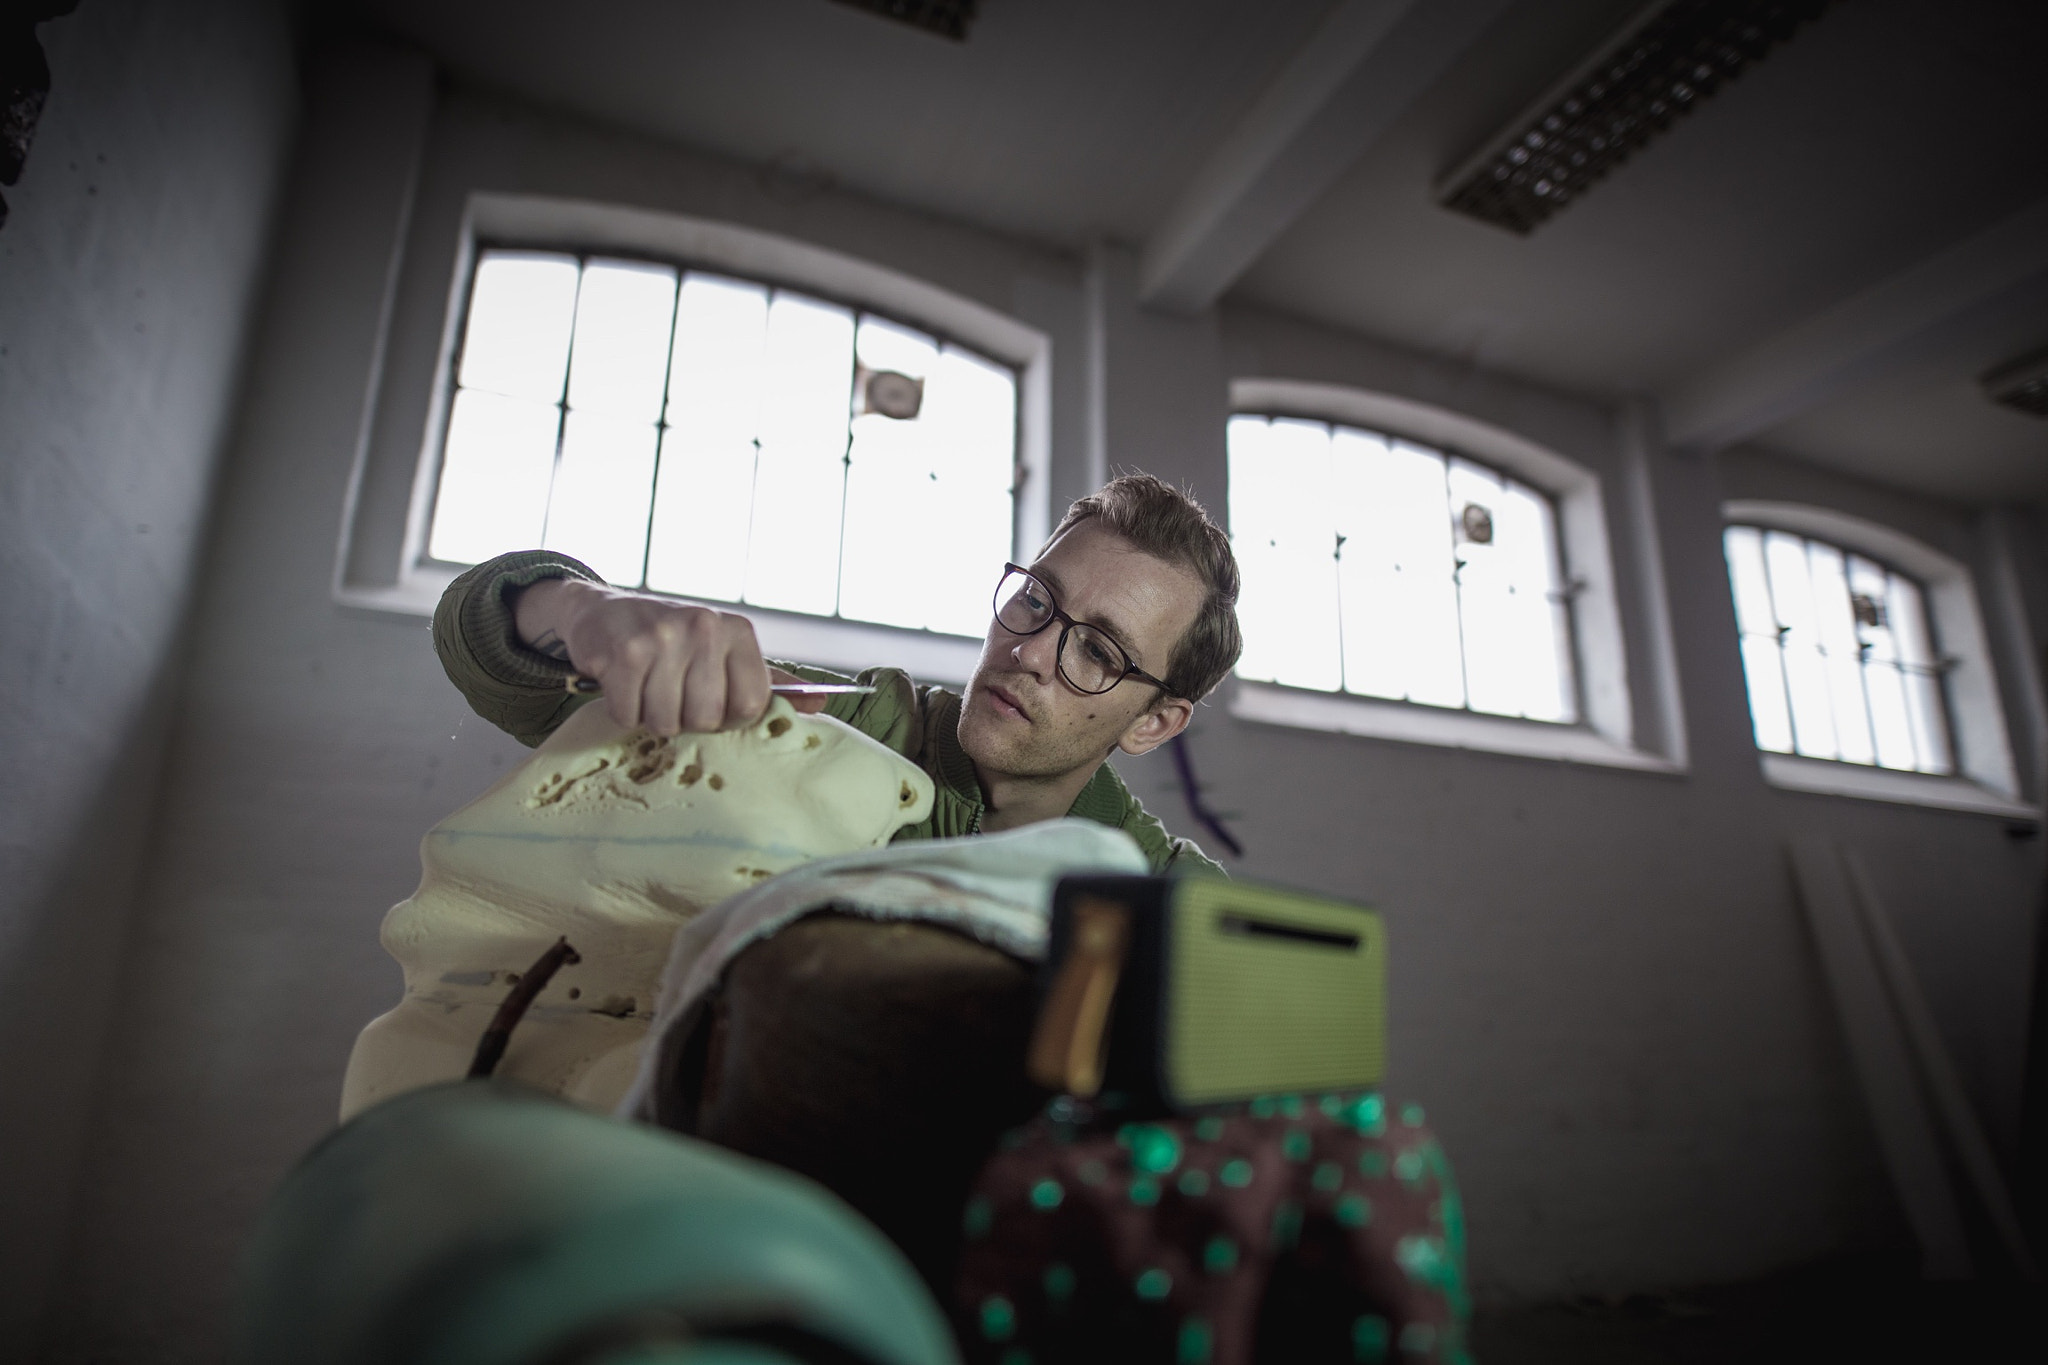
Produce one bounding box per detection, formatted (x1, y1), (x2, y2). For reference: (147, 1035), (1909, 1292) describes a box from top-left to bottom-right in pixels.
(433, 551), (1224, 877)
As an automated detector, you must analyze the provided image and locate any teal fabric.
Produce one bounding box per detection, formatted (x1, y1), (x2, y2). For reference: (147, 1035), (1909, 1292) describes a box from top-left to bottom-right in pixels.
(234, 1082), (958, 1365)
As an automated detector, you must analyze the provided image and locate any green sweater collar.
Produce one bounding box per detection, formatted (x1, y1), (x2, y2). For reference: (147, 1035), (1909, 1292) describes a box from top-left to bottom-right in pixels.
(926, 689), (1129, 830)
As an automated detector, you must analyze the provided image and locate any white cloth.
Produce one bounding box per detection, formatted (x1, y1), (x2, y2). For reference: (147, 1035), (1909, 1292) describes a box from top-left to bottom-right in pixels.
(618, 819), (1147, 1120)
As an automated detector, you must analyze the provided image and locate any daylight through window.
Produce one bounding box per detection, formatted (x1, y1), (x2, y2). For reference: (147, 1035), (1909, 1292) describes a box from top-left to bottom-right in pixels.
(1722, 526), (1953, 774)
(1226, 414), (1578, 723)
(427, 250), (1019, 638)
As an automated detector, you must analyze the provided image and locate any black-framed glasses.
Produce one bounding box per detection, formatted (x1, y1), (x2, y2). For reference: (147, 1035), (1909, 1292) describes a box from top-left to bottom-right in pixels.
(992, 564), (1181, 698)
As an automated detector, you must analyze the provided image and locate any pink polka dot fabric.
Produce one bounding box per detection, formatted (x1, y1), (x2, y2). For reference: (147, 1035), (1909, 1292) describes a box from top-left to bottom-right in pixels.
(954, 1093), (1471, 1365)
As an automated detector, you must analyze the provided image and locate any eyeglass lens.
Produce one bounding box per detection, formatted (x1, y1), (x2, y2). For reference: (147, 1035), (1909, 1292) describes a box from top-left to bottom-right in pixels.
(993, 569), (1130, 694)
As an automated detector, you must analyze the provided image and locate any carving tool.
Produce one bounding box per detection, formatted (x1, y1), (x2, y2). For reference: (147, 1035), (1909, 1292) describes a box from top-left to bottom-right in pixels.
(565, 675), (874, 697)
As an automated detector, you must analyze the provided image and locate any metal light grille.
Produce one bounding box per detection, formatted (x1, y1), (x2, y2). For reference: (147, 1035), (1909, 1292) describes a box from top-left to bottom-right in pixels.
(1722, 525), (1953, 773)
(1438, 0), (1836, 235)
(1227, 414), (1578, 724)
(426, 249), (1019, 638)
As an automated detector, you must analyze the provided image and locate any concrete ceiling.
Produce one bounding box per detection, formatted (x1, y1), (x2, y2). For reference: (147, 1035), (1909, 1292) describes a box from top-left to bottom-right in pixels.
(338, 0), (2048, 504)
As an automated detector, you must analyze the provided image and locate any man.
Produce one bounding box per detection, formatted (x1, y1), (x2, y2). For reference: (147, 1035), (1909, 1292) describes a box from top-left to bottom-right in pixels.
(434, 473), (1241, 875)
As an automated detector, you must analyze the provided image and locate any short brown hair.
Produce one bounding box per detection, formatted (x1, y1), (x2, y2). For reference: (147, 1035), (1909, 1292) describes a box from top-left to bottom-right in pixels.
(1044, 473), (1242, 701)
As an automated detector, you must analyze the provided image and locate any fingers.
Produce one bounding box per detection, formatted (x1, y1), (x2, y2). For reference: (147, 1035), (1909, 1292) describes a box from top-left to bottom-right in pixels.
(726, 649), (772, 727)
(566, 595), (774, 735)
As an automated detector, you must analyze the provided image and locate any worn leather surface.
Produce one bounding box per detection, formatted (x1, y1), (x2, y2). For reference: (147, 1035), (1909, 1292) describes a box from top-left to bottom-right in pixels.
(675, 912), (1047, 1288)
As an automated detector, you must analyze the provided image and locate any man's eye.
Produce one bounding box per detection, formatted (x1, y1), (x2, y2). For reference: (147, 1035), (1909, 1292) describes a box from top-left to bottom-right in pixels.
(1024, 592), (1048, 613)
(1083, 639), (1115, 668)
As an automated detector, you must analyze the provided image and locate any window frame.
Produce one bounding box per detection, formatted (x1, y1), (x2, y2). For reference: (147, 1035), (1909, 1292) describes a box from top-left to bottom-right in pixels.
(1226, 379), (1673, 774)
(1724, 500), (2033, 818)
(336, 193), (1053, 685)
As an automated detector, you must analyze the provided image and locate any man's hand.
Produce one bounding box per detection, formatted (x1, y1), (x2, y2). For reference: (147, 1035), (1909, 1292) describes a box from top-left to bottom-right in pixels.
(514, 578), (827, 734)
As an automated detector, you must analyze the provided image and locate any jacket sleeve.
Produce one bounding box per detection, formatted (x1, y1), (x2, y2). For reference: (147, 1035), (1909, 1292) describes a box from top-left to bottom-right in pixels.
(432, 549), (605, 747)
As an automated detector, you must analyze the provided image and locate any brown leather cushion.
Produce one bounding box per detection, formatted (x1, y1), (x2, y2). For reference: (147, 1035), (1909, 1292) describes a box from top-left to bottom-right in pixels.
(664, 913), (1047, 1286)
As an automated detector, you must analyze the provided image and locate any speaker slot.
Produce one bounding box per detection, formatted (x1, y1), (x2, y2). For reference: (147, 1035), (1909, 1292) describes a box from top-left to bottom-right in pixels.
(1216, 914), (1360, 951)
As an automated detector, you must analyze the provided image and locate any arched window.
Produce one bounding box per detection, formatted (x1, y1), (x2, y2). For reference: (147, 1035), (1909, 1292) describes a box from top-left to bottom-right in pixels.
(1227, 413), (1578, 724)
(425, 248), (1019, 639)
(1723, 524), (1951, 774)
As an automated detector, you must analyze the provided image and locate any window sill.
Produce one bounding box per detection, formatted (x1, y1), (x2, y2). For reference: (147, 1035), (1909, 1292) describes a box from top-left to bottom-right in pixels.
(335, 568), (981, 684)
(1228, 680), (1684, 774)
(1760, 753), (2040, 822)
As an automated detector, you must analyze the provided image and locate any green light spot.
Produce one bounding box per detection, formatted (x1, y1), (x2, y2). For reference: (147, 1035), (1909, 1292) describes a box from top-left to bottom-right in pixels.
(1078, 1160), (1108, 1186)
(1282, 1129), (1313, 1162)
(1178, 1317), (1215, 1365)
(1312, 1160), (1344, 1192)
(1358, 1150), (1389, 1179)
(1030, 1178), (1064, 1210)
(1351, 1313), (1391, 1364)
(1178, 1168), (1211, 1197)
(1396, 1235), (1460, 1295)
(963, 1196), (993, 1238)
(979, 1294), (1016, 1342)
(1249, 1095), (1277, 1119)
(1203, 1234), (1239, 1274)
(1279, 1094), (1305, 1119)
(1394, 1150), (1426, 1187)
(1398, 1323), (1437, 1356)
(1043, 1262), (1076, 1304)
(1129, 1176), (1161, 1206)
(1129, 1124), (1182, 1175)
(1335, 1193), (1371, 1228)
(1219, 1158), (1254, 1188)
(1348, 1093), (1387, 1136)
(1195, 1117), (1226, 1141)
(1320, 1093), (1347, 1118)
(1115, 1123), (1136, 1148)
(1400, 1102), (1425, 1128)
(1272, 1200), (1303, 1251)
(1135, 1267), (1172, 1301)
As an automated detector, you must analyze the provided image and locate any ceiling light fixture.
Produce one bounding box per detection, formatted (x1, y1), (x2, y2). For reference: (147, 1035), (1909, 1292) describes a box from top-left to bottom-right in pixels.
(828, 0), (977, 42)
(1982, 347), (2048, 420)
(1437, 0), (1835, 235)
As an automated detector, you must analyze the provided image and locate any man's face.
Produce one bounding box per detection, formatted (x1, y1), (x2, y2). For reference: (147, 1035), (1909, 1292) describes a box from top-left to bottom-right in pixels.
(958, 520), (1204, 782)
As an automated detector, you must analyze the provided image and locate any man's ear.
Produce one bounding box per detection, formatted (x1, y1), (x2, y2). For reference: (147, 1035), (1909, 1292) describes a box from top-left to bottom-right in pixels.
(1116, 694), (1193, 757)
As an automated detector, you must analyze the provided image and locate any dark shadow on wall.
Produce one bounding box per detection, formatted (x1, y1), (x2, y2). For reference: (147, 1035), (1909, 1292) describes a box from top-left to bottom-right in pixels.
(0, 653), (183, 1360)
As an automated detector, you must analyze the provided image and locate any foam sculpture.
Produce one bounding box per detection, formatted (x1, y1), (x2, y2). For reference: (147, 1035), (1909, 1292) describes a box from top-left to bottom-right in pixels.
(340, 697), (935, 1121)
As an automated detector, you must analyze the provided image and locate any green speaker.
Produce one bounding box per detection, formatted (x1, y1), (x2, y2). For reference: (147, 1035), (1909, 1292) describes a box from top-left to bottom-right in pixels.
(1027, 875), (1385, 1112)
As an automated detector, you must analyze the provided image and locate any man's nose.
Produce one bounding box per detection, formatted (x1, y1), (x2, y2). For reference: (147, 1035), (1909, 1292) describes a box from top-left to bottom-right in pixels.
(1011, 624), (1060, 682)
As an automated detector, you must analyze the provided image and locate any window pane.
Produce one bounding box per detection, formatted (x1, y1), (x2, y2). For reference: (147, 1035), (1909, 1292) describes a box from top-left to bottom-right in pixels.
(760, 292), (855, 456)
(1723, 528), (1793, 753)
(457, 252), (579, 403)
(1741, 634), (1796, 752)
(644, 436), (755, 603)
(668, 274), (770, 447)
(1230, 418), (1341, 691)
(856, 313), (938, 379)
(744, 444), (845, 617)
(543, 411), (658, 586)
(838, 412), (932, 631)
(428, 389), (560, 564)
(1764, 530), (1838, 759)
(1806, 541), (1874, 765)
(565, 259), (677, 423)
(1337, 436), (1462, 708)
(1887, 574), (1952, 773)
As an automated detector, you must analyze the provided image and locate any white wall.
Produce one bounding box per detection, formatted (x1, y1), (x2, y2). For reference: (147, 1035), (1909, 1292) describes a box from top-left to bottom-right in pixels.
(34, 32), (2048, 1362)
(0, 0), (295, 1354)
